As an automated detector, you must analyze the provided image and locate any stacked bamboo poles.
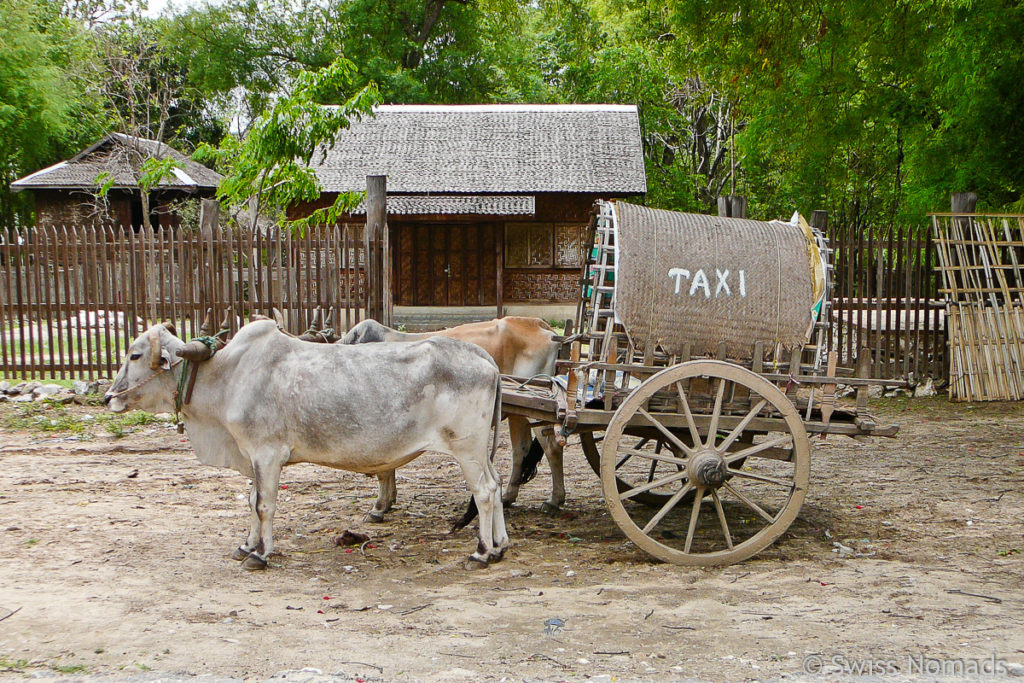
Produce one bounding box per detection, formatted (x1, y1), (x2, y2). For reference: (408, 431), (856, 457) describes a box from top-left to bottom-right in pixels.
(932, 214), (1024, 401)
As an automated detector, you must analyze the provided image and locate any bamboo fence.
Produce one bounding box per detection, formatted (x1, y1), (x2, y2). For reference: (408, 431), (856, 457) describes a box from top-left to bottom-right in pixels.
(931, 213), (1024, 401)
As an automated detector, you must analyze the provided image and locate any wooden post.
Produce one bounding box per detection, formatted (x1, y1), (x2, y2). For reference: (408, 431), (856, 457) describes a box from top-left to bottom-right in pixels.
(951, 192), (978, 215)
(810, 210), (828, 232)
(730, 195), (747, 219)
(365, 175), (386, 323)
(495, 225), (504, 319)
(717, 196), (730, 217)
(199, 199), (218, 326)
(717, 195), (748, 218)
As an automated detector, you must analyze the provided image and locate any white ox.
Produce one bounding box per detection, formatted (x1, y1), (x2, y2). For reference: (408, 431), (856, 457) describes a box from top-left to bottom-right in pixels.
(105, 320), (508, 570)
(341, 317), (565, 521)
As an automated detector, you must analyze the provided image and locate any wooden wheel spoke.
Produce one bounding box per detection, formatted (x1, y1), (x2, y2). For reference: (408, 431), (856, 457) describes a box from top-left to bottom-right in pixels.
(726, 468), (794, 488)
(615, 451), (635, 470)
(705, 378), (727, 446)
(619, 470), (688, 501)
(722, 482), (776, 524)
(711, 490), (733, 549)
(636, 407), (696, 456)
(674, 381), (702, 446)
(724, 434), (793, 463)
(621, 448), (687, 467)
(684, 487), (705, 553)
(716, 398), (768, 452)
(641, 483), (695, 534)
(600, 360), (810, 566)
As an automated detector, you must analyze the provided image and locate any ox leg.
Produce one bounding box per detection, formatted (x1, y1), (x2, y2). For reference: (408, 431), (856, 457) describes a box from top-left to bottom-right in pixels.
(241, 453), (286, 571)
(364, 470), (397, 523)
(501, 417), (532, 507)
(456, 448), (507, 570)
(232, 484), (262, 561)
(537, 429), (565, 514)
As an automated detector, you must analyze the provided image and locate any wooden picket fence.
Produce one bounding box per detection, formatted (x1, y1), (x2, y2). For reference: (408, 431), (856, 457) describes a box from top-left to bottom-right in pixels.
(825, 220), (947, 384)
(0, 223), (373, 379)
(1, 219), (949, 383)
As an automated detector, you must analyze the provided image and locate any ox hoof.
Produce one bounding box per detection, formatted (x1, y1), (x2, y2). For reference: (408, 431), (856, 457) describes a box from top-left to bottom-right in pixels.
(539, 502), (561, 515)
(363, 511), (386, 524)
(231, 547), (251, 562)
(464, 556), (489, 571)
(500, 494), (517, 508)
(241, 553), (268, 571)
(487, 547), (506, 564)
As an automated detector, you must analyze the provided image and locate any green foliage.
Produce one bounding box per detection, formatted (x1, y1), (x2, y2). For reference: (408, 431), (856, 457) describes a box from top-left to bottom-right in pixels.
(194, 59), (378, 229)
(0, 0), (106, 227)
(3, 0), (1022, 229)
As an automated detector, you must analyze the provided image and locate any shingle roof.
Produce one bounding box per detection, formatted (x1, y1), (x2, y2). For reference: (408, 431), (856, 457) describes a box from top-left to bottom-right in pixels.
(11, 133), (222, 192)
(351, 195), (534, 216)
(312, 104), (647, 195)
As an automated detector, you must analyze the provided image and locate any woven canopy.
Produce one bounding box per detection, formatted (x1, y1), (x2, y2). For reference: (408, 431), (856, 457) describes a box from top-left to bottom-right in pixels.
(611, 202), (819, 359)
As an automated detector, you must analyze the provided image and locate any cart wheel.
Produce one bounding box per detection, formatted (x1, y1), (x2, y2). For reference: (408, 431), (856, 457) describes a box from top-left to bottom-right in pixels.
(583, 430), (749, 509)
(601, 360), (810, 565)
(582, 431), (685, 508)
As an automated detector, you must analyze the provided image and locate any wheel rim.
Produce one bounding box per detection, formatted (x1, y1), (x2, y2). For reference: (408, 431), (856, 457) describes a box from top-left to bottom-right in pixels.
(600, 360), (810, 566)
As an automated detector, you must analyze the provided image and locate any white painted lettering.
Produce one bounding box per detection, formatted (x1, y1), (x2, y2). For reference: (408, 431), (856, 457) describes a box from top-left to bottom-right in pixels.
(689, 269), (711, 298)
(668, 268), (690, 294)
(715, 269), (731, 297)
(739, 270), (746, 297)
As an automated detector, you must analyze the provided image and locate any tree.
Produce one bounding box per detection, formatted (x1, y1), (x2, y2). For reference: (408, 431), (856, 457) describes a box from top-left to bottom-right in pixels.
(0, 0), (106, 228)
(195, 59), (378, 229)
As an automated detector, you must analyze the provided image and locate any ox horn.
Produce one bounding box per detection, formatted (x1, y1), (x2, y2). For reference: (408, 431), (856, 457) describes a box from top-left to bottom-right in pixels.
(176, 309), (217, 362)
(149, 327), (163, 370)
(298, 308), (323, 342)
(163, 321), (177, 336)
(218, 309), (233, 336)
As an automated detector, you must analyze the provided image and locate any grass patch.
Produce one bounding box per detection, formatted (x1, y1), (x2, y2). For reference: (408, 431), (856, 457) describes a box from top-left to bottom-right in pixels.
(1, 404), (89, 433)
(0, 656), (29, 671)
(54, 664), (88, 674)
(1, 403), (170, 437)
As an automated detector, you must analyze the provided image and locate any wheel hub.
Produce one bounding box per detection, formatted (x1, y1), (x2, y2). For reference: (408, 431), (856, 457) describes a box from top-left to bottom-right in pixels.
(688, 450), (727, 488)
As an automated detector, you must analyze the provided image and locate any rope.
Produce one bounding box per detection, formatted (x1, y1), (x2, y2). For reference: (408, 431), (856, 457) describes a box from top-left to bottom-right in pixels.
(105, 357), (184, 401)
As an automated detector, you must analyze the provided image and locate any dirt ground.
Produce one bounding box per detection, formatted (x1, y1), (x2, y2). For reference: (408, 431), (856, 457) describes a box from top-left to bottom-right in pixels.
(0, 396), (1022, 681)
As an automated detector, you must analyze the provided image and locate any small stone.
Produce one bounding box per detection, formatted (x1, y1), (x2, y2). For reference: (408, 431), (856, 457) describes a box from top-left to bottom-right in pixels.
(565, 570), (576, 578)
(914, 378), (937, 398)
(12, 394), (34, 403)
(832, 541), (854, 557)
(867, 385), (883, 398)
(96, 379), (112, 390)
(34, 383), (62, 397)
(0, 380), (9, 393)
(72, 380), (98, 396)
(1005, 662), (1024, 677)
(18, 382), (39, 395)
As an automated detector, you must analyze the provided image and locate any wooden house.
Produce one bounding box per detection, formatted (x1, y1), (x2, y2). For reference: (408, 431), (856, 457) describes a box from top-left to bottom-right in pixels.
(293, 104), (646, 321)
(12, 133), (222, 230)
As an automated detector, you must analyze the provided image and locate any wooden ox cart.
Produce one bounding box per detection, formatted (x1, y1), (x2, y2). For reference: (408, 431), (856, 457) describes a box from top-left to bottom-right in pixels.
(501, 201), (898, 566)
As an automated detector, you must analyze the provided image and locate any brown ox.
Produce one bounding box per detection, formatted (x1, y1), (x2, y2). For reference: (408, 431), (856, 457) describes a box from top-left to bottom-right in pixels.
(341, 317), (564, 521)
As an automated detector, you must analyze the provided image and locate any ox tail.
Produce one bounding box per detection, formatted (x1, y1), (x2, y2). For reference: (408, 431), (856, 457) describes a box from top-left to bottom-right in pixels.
(451, 372), (502, 533)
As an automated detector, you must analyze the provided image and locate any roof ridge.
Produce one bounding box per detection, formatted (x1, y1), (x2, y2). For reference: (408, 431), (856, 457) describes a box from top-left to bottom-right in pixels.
(367, 103), (639, 113)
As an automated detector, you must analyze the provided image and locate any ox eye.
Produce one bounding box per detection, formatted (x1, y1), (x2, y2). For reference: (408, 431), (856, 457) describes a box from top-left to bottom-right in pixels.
(129, 353), (141, 361)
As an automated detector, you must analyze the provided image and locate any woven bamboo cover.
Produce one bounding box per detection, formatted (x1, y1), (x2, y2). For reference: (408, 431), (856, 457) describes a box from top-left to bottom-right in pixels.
(612, 202), (815, 359)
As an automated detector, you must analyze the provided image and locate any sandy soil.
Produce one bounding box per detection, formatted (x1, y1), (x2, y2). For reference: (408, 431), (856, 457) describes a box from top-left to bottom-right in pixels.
(0, 397), (1022, 681)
